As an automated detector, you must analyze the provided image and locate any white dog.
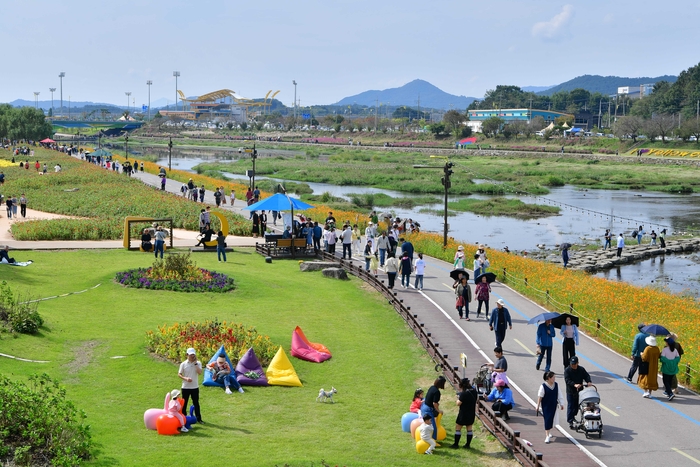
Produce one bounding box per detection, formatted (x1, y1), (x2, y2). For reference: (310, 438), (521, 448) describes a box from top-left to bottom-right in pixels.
(316, 387), (337, 403)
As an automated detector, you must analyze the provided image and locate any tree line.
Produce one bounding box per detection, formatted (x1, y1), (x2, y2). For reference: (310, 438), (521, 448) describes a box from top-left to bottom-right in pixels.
(0, 104), (54, 142)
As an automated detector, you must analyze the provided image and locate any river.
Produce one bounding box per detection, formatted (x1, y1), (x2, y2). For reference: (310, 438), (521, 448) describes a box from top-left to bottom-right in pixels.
(157, 155), (700, 295)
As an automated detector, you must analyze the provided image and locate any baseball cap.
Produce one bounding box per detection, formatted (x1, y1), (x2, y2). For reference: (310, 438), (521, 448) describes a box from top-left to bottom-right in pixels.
(186, 348), (196, 355)
(570, 356), (579, 365)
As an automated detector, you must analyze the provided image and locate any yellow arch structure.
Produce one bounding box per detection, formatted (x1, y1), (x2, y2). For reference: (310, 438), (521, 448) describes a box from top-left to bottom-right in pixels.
(202, 211), (230, 248)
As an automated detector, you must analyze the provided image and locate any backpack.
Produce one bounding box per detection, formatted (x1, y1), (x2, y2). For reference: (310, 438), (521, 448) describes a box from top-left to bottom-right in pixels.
(631, 231), (638, 238)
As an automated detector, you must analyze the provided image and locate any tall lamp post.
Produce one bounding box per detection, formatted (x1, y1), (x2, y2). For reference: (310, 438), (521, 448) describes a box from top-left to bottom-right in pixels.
(33, 92), (40, 109)
(146, 80), (152, 120)
(292, 80), (297, 122)
(124, 132), (129, 160)
(125, 92), (131, 114)
(49, 88), (56, 116)
(414, 156), (453, 247)
(59, 72), (65, 116)
(173, 71), (180, 111)
(168, 137), (173, 171)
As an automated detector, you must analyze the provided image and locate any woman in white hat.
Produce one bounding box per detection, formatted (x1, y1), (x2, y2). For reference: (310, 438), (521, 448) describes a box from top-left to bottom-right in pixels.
(638, 336), (660, 398)
(453, 245), (465, 269)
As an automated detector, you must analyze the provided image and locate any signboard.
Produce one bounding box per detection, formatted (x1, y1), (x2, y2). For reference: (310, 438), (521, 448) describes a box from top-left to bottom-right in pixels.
(302, 113), (311, 119)
(244, 149), (253, 153)
(246, 170), (255, 178)
(142, 105), (148, 112)
(460, 353), (468, 368)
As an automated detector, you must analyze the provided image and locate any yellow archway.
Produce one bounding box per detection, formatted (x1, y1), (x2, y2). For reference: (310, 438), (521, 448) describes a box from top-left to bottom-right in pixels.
(203, 211), (229, 247)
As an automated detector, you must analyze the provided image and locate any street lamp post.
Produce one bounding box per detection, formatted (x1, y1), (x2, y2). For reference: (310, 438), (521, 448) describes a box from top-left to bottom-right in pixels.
(125, 92), (131, 114)
(173, 71), (180, 112)
(414, 157), (453, 247)
(33, 92), (40, 109)
(49, 88), (56, 116)
(59, 72), (65, 116)
(146, 80), (152, 120)
(124, 133), (129, 160)
(292, 80), (297, 122)
(168, 137), (173, 171)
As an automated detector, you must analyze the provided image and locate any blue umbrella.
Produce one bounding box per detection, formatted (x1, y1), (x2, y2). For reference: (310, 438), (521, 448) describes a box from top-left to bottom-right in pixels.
(641, 324), (670, 336)
(243, 193), (314, 212)
(527, 312), (560, 325)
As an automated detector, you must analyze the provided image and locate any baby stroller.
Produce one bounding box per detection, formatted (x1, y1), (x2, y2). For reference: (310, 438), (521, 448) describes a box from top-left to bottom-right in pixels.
(474, 364), (493, 397)
(573, 385), (603, 439)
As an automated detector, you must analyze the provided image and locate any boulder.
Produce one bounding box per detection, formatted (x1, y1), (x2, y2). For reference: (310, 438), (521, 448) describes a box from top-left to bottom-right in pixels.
(300, 261), (339, 272)
(322, 268), (349, 280)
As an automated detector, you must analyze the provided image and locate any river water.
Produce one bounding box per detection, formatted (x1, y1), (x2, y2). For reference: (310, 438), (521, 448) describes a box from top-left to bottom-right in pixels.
(157, 154), (700, 295)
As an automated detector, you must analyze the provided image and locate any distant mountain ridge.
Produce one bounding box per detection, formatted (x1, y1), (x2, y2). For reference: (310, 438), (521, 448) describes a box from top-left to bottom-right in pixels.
(334, 79), (477, 110)
(537, 74), (677, 96)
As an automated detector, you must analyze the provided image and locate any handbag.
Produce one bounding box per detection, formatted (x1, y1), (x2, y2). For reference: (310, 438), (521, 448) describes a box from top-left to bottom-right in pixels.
(638, 361), (649, 375)
(456, 296), (465, 307)
(492, 400), (503, 413)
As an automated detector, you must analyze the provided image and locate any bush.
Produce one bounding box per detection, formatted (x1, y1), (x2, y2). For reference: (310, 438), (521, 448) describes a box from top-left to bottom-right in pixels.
(0, 374), (92, 466)
(0, 281), (43, 334)
(146, 319), (278, 366)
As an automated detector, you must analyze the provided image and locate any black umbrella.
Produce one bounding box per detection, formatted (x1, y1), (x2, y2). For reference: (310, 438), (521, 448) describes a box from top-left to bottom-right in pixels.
(474, 272), (497, 284)
(560, 242), (572, 250)
(551, 313), (579, 329)
(450, 269), (469, 281)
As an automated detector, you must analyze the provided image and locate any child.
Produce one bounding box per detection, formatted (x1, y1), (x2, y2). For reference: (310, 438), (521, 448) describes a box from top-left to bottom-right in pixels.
(419, 414), (436, 455)
(410, 388), (424, 414)
(206, 356), (244, 394)
(167, 389), (188, 432)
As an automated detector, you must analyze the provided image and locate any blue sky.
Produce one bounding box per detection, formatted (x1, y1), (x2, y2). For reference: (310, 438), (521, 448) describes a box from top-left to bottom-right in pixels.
(2, 0), (698, 107)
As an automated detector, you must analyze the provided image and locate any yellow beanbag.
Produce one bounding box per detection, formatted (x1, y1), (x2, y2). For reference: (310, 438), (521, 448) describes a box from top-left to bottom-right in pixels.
(266, 346), (302, 387)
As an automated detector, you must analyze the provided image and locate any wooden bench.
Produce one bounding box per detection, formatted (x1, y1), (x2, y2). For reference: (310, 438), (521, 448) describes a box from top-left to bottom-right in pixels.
(275, 238), (310, 255)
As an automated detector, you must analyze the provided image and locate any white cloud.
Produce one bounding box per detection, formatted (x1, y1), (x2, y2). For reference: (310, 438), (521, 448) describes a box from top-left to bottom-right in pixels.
(532, 5), (574, 41)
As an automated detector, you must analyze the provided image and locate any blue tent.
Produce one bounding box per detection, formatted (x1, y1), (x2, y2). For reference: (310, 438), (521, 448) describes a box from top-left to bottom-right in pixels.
(243, 193), (314, 212)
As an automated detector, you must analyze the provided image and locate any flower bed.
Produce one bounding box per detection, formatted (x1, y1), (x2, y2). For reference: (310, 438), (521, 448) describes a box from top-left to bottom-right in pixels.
(116, 267), (234, 292)
(146, 320), (278, 365)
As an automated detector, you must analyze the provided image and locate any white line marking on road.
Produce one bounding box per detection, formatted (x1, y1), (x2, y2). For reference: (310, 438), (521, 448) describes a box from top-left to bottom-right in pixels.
(514, 338), (536, 356)
(442, 283), (453, 290)
(672, 448), (700, 464)
(415, 283), (608, 467)
(598, 404), (619, 417)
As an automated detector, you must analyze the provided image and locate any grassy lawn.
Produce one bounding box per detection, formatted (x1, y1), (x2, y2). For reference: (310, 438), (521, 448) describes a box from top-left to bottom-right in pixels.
(0, 249), (513, 467)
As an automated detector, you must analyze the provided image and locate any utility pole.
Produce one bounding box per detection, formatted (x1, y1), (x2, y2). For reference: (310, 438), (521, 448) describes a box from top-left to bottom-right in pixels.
(59, 72), (65, 117)
(375, 99), (378, 132)
(598, 99), (602, 129)
(173, 71), (180, 112)
(124, 132), (129, 160)
(168, 137), (173, 171)
(147, 80), (152, 120)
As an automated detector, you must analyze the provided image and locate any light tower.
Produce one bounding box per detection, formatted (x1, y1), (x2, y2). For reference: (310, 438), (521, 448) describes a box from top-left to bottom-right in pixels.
(146, 80), (153, 120)
(59, 72), (65, 116)
(292, 80), (297, 121)
(33, 92), (40, 109)
(49, 88), (56, 115)
(125, 92), (131, 113)
(173, 71), (180, 111)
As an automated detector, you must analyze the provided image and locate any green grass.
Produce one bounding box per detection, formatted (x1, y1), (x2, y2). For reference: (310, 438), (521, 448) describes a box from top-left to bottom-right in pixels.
(0, 249), (512, 467)
(447, 198), (560, 218)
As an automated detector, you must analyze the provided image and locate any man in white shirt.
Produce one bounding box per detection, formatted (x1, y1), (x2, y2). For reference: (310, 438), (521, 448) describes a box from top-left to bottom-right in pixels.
(178, 347), (204, 424)
(414, 253), (426, 290)
(325, 227), (337, 254)
(616, 233), (625, 258)
(376, 231), (390, 267)
(341, 225), (353, 259)
(364, 222), (376, 253)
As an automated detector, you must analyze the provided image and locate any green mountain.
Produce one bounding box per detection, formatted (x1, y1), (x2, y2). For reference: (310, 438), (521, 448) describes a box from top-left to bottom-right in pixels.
(539, 74), (677, 96)
(334, 79), (476, 110)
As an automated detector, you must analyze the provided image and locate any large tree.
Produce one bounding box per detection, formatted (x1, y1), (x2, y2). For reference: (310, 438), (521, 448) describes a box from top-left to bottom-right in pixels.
(613, 116), (645, 142)
(644, 113), (677, 143)
(0, 105), (53, 141)
(443, 110), (467, 137)
(481, 117), (503, 137)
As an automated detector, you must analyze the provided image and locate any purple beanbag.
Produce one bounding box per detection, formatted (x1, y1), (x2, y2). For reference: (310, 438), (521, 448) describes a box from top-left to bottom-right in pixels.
(235, 347), (269, 386)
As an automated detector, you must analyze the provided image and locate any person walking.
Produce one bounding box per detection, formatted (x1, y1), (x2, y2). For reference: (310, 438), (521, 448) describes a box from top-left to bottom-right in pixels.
(260, 211), (268, 236)
(563, 356), (591, 428)
(385, 252), (398, 289)
(536, 371), (564, 444)
(451, 378), (478, 449)
(668, 333), (684, 395)
(341, 224), (353, 260)
(398, 250), (412, 288)
(627, 323), (648, 382)
(536, 319), (555, 372)
(475, 275), (491, 319)
(414, 253), (425, 290)
(660, 337), (680, 401)
(178, 348), (204, 424)
(352, 224), (362, 257)
(639, 335), (660, 399)
(560, 316), (579, 368)
(455, 276), (472, 320)
(659, 228), (667, 248)
(636, 225), (645, 245)
(19, 193), (27, 218)
(363, 240), (373, 272)
(216, 230), (227, 262)
(420, 376), (446, 441)
(154, 226), (167, 259)
(376, 231), (390, 267)
(561, 245), (569, 268)
(603, 229), (611, 250)
(489, 299), (512, 348)
(5, 196), (13, 219)
(616, 233), (625, 258)
(453, 245), (466, 269)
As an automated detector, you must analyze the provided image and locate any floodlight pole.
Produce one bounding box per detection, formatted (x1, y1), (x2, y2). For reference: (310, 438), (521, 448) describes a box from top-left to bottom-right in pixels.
(124, 133), (129, 160)
(147, 80), (152, 120)
(173, 71), (180, 111)
(59, 72), (65, 116)
(49, 88), (56, 116)
(168, 137), (173, 171)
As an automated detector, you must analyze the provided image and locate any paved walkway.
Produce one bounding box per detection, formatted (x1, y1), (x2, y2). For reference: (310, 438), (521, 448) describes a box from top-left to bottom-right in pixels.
(325, 250), (700, 467)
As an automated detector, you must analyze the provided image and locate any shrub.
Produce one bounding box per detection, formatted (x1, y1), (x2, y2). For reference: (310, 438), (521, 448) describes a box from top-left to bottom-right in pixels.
(145, 319), (278, 366)
(0, 374), (92, 466)
(0, 281), (43, 334)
